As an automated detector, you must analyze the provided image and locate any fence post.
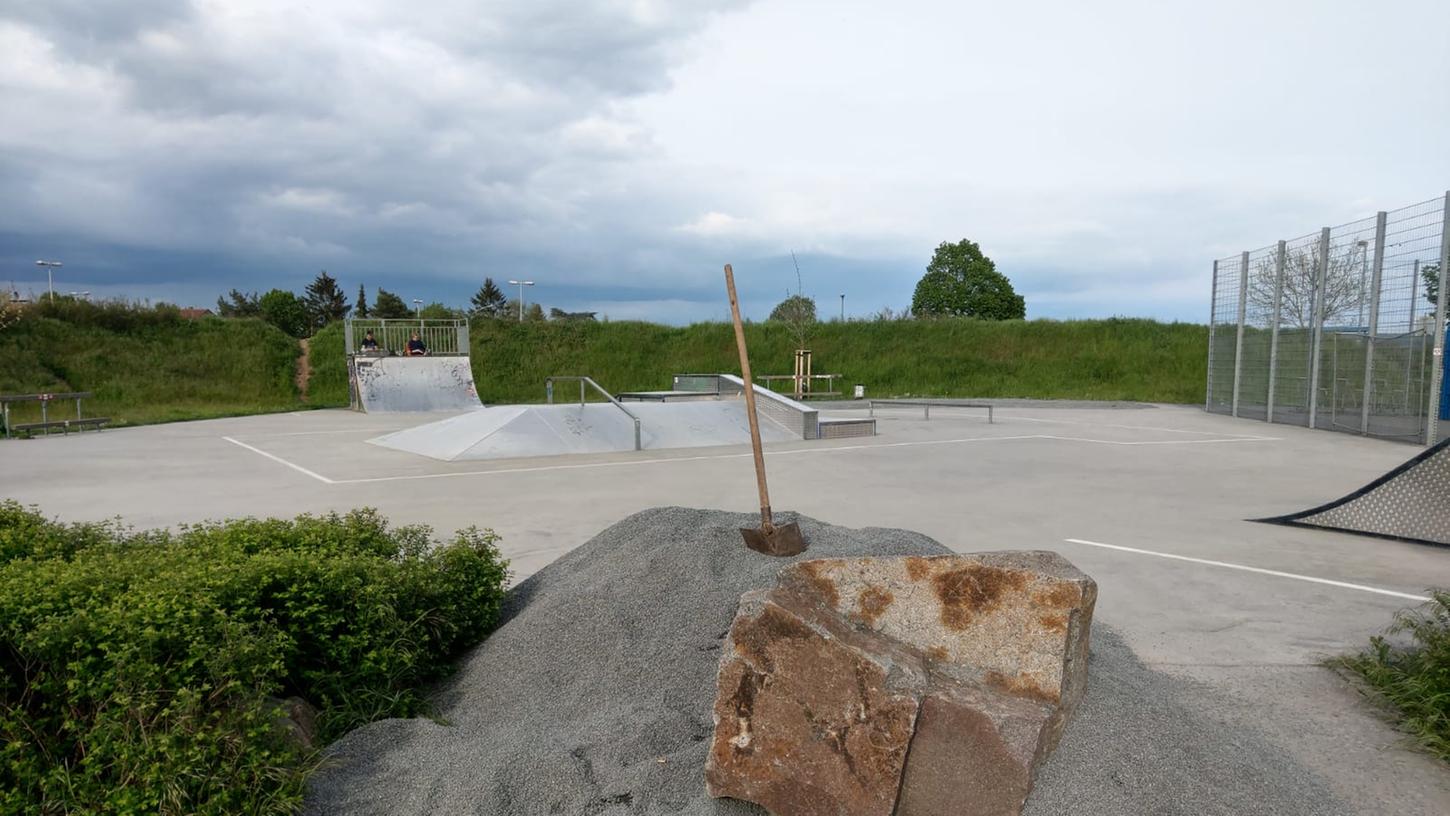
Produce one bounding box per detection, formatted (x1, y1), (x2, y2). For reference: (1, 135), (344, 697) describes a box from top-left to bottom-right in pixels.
(1206, 260), (1219, 411)
(1231, 252), (1249, 417)
(1307, 228), (1332, 429)
(1427, 191), (1450, 445)
(1266, 240), (1286, 423)
(1359, 212), (1387, 435)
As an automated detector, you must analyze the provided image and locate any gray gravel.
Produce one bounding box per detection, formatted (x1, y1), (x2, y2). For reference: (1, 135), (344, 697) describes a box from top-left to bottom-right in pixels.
(306, 507), (1346, 815)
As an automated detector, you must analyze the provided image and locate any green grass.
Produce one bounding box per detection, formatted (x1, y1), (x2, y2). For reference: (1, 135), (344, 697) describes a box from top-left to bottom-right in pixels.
(1331, 591), (1450, 761)
(0, 303), (304, 427)
(4, 308), (1210, 428)
(452, 317), (1209, 405)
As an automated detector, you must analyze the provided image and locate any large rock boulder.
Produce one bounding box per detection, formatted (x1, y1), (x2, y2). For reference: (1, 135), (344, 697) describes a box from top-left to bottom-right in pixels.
(706, 552), (1096, 816)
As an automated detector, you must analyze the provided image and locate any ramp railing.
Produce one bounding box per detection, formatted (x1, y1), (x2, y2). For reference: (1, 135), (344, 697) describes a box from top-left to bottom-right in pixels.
(344, 319), (468, 357)
(544, 376), (642, 451)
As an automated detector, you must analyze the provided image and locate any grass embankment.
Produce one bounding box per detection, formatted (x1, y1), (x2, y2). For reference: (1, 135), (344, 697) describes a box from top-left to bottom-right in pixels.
(0, 502), (510, 815)
(309, 318), (1207, 406)
(5, 309), (1208, 427)
(1333, 591), (1450, 761)
(0, 301), (303, 426)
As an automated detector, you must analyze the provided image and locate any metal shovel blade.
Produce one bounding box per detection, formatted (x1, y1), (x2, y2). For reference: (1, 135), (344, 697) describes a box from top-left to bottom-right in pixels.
(740, 521), (807, 557)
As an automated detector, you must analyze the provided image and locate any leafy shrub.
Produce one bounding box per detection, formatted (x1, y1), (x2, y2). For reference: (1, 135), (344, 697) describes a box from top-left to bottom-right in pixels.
(0, 503), (509, 815)
(1332, 590), (1450, 761)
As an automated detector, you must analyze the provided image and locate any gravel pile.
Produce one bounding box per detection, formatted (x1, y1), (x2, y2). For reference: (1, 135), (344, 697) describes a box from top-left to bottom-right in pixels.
(306, 507), (1345, 816)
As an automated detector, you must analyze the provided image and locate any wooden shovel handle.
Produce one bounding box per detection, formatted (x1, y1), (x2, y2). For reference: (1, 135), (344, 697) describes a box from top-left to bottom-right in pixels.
(724, 264), (774, 530)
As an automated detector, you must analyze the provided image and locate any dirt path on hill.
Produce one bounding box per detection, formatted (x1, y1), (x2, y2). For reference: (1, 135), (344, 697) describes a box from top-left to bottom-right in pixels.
(295, 338), (311, 402)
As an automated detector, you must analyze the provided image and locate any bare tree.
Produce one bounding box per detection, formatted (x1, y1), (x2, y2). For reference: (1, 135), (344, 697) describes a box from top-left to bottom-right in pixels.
(1246, 243), (1367, 328)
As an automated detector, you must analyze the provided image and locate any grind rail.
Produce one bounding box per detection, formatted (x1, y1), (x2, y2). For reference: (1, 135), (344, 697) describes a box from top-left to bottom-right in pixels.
(544, 376), (642, 451)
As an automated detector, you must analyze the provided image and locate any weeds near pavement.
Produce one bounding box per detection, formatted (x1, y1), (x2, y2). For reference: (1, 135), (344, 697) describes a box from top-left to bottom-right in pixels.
(1331, 589), (1450, 762)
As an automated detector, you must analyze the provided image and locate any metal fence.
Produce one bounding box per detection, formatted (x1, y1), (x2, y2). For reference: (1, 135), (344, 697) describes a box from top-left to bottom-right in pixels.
(1207, 192), (1450, 445)
(343, 319), (469, 357)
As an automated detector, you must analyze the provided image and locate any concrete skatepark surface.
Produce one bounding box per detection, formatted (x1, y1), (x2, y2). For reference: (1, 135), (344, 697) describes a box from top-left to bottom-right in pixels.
(4, 402), (1450, 813)
(351, 356), (482, 413)
(304, 508), (1344, 816)
(369, 401), (798, 461)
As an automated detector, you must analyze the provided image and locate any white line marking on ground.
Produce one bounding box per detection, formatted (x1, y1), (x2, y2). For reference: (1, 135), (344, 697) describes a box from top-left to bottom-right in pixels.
(1063, 538), (1429, 602)
(1000, 414), (1280, 439)
(221, 436), (336, 484)
(232, 428), (402, 438)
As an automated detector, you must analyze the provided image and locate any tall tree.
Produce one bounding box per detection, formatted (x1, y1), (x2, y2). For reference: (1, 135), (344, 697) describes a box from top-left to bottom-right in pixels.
(303, 270), (349, 330)
(1246, 244), (1368, 328)
(911, 240), (1024, 320)
(258, 289), (309, 337)
(419, 302), (461, 320)
(1424, 263), (1441, 313)
(470, 278), (508, 318)
(372, 288), (412, 319)
(524, 302), (546, 322)
(215, 289), (261, 318)
(355, 284), (370, 319)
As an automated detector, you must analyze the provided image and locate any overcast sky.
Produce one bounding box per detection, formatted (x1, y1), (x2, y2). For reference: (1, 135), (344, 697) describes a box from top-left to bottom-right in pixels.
(2, 0), (1448, 322)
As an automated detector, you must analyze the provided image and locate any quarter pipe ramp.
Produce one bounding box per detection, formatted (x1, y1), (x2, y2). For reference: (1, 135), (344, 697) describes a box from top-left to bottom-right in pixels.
(1257, 437), (1450, 547)
(350, 357), (482, 413)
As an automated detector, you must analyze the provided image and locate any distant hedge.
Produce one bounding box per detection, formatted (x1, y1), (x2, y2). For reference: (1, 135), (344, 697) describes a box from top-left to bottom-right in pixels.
(0, 503), (509, 815)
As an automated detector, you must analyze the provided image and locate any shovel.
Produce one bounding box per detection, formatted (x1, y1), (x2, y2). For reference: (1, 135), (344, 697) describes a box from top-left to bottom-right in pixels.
(723, 264), (807, 557)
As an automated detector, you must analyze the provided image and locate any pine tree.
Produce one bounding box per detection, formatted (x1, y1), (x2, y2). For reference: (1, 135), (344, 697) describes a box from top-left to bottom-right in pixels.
(470, 277), (508, 318)
(355, 284), (370, 318)
(372, 288), (411, 319)
(303, 271), (349, 330)
(215, 289), (261, 318)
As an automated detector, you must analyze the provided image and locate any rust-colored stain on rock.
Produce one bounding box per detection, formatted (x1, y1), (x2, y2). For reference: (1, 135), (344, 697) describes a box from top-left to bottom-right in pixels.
(904, 556), (933, 582)
(984, 670), (1058, 704)
(734, 605), (815, 673)
(1032, 583), (1082, 609)
(856, 585), (894, 627)
(931, 565), (1027, 630)
(926, 645), (949, 662)
(797, 561), (842, 608)
(1037, 612), (1067, 633)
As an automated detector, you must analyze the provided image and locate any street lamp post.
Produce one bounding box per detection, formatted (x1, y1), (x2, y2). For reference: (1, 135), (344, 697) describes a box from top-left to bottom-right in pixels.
(508, 280), (535, 320)
(839, 293), (845, 322)
(412, 298), (423, 319)
(35, 260), (62, 303)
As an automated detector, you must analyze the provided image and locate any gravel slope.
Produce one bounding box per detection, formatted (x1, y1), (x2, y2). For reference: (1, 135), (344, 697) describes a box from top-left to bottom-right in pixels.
(306, 507), (1346, 816)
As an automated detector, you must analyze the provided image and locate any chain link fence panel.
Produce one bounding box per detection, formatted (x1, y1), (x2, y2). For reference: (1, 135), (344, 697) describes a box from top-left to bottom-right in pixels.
(1207, 193), (1449, 445)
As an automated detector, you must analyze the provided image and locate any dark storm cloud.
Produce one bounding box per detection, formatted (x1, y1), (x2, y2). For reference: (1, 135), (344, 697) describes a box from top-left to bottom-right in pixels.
(0, 0), (757, 309)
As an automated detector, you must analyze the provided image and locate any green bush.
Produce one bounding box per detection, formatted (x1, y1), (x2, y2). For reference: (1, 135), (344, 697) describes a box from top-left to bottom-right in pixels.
(1333, 590), (1450, 761)
(0, 503), (509, 815)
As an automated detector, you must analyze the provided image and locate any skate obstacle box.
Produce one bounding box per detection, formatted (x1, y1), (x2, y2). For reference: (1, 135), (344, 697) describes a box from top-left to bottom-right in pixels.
(367, 373), (878, 462)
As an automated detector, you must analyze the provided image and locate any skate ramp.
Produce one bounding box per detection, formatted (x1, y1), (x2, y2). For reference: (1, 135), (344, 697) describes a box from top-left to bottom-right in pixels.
(1257, 437), (1450, 546)
(352, 357), (482, 413)
(368, 400), (798, 462)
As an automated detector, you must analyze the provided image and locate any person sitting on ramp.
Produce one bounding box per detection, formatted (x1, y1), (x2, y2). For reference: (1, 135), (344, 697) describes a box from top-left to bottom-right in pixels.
(405, 332), (428, 356)
(360, 330), (380, 353)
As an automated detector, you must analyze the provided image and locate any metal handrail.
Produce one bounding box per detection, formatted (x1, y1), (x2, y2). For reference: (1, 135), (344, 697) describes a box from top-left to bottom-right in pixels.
(544, 376), (642, 451)
(867, 399), (994, 424)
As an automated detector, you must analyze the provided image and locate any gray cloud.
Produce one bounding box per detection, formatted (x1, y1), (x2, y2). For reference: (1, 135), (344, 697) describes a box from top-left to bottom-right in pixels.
(2, 0), (1446, 323)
